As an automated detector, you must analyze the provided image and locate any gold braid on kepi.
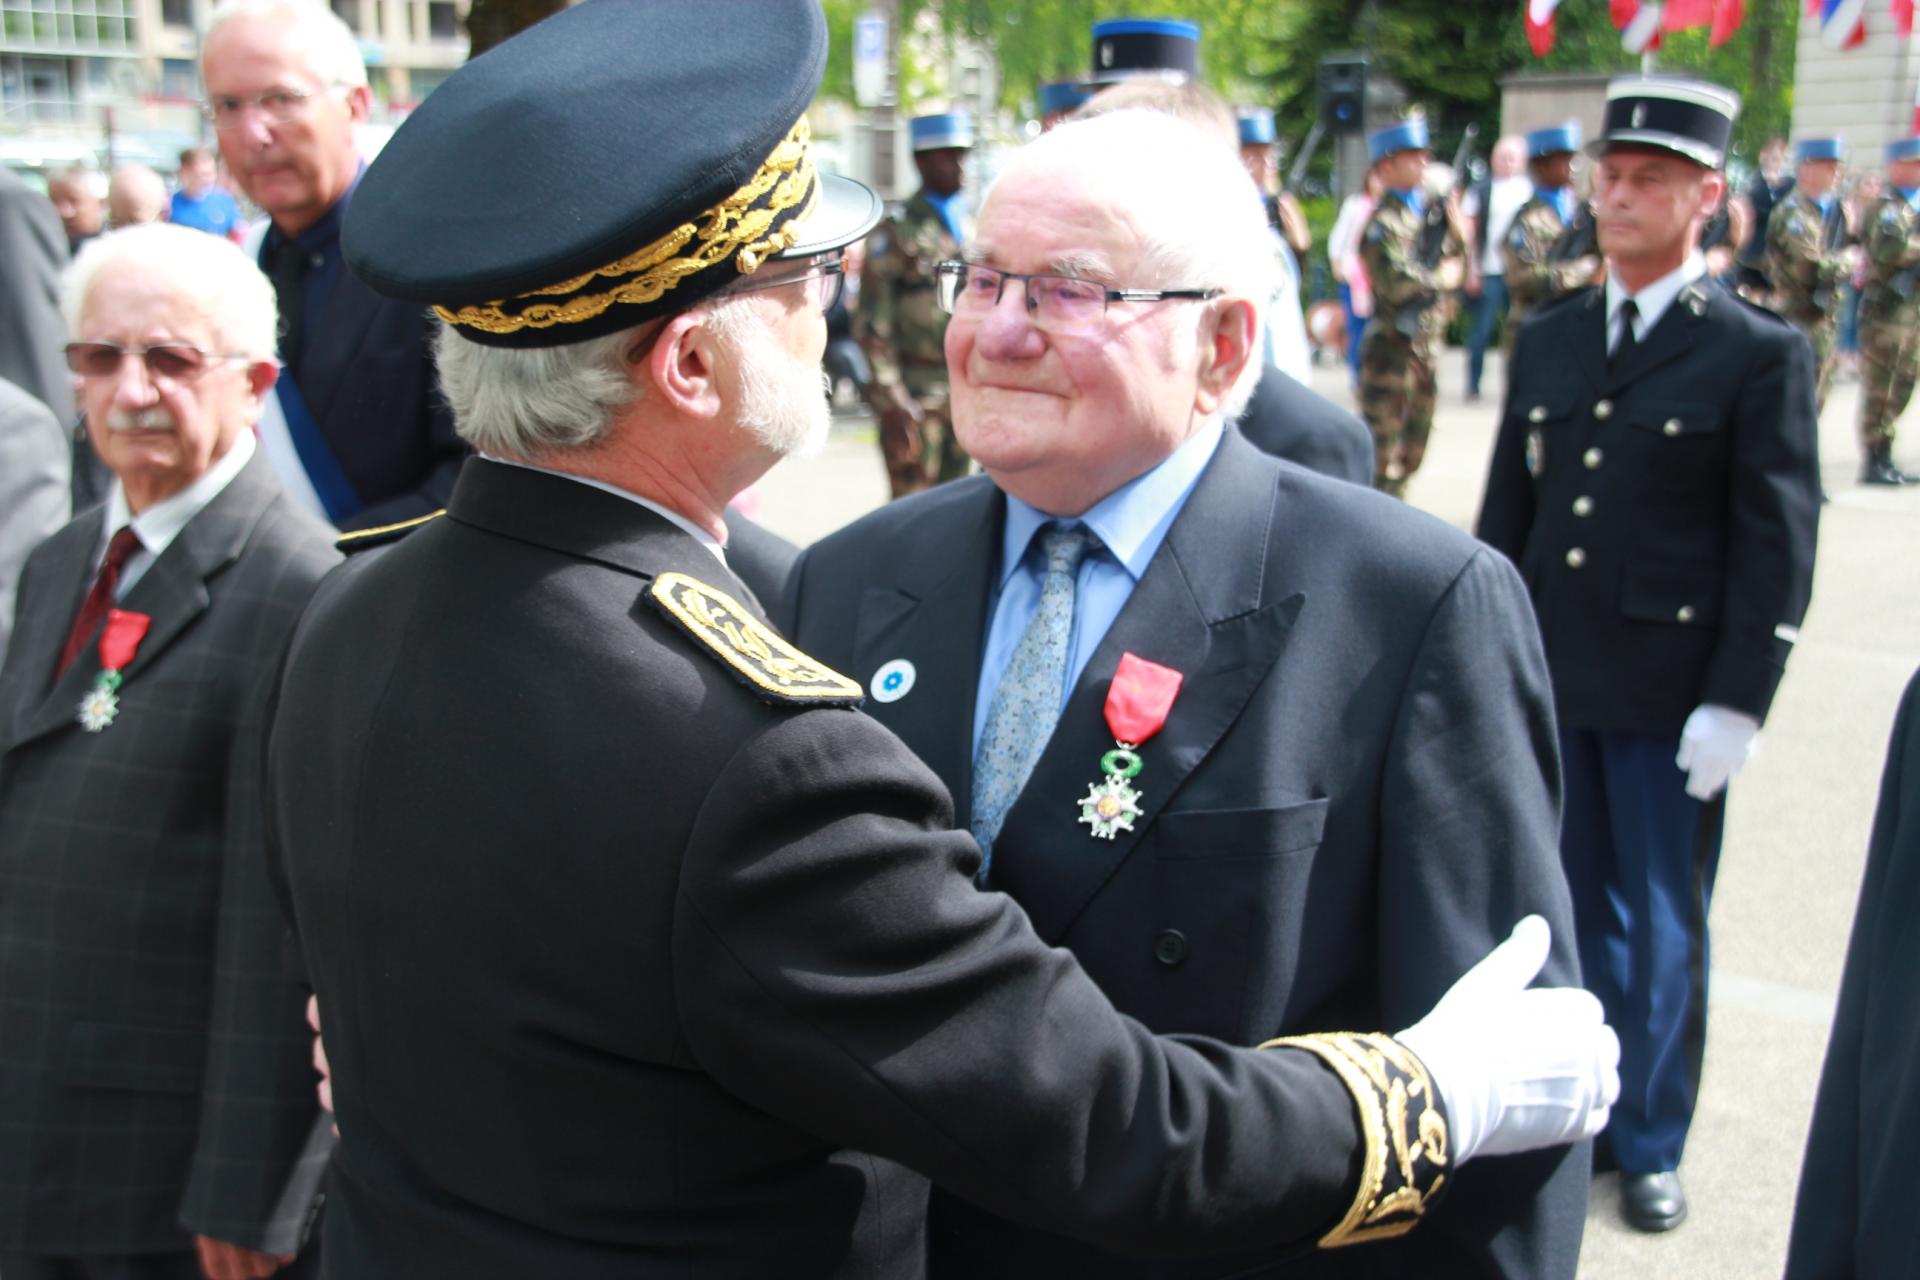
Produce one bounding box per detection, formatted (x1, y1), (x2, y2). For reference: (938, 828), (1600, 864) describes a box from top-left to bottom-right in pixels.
(1257, 1031), (1451, 1249)
(435, 118), (821, 342)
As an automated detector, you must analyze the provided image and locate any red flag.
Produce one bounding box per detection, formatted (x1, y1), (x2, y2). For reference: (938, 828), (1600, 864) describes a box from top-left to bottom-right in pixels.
(1526, 0), (1561, 55)
(1897, 0), (1916, 37)
(1615, 0), (1666, 50)
(1662, 0), (1714, 28)
(1709, 0), (1746, 43)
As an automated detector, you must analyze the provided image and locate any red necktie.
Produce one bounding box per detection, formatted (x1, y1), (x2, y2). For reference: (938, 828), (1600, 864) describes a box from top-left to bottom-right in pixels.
(55, 526), (143, 682)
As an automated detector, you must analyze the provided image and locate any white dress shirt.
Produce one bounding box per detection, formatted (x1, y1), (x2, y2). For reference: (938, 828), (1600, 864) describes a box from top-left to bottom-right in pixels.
(1605, 251), (1706, 355)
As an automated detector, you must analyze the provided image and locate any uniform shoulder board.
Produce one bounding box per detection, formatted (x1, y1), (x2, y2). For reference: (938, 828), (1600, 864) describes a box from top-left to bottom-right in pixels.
(646, 571), (863, 709)
(334, 509), (444, 554)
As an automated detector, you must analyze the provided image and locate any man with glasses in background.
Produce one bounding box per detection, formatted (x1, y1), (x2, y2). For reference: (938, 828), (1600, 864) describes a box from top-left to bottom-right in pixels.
(199, 0), (464, 531)
(787, 108), (1591, 1278)
(0, 223), (334, 1280)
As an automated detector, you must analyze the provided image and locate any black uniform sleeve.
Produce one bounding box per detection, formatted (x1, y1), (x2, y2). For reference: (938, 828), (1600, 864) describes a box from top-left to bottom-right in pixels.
(1476, 324), (1545, 560)
(674, 706), (1411, 1260)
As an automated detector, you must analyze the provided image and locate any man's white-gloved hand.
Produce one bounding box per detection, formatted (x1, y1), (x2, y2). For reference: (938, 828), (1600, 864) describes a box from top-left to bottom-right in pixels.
(1396, 916), (1619, 1163)
(1676, 703), (1762, 800)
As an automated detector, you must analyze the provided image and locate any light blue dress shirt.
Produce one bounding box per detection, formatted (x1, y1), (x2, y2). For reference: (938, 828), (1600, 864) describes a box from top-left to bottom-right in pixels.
(971, 418), (1224, 758)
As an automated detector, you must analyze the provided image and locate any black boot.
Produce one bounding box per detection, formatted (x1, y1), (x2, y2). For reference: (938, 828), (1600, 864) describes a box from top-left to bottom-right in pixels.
(1861, 444), (1910, 486)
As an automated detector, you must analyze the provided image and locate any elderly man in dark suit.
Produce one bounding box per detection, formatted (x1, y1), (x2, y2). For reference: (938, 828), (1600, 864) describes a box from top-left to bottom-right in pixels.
(786, 108), (1594, 1279)
(1477, 78), (1820, 1233)
(264, 4), (1615, 1275)
(201, 0), (465, 530)
(0, 223), (336, 1280)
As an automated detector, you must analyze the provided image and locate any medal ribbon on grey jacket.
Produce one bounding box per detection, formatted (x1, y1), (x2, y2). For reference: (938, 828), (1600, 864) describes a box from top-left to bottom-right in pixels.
(970, 524), (1094, 875)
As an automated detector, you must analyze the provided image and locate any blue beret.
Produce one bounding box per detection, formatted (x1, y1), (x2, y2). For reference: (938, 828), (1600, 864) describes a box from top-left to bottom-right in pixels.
(1594, 75), (1739, 169)
(1886, 136), (1920, 162)
(342, 0), (880, 349)
(1794, 137), (1845, 164)
(910, 112), (973, 152)
(1091, 17), (1201, 85)
(1238, 110), (1277, 147)
(1368, 119), (1430, 164)
(1526, 122), (1582, 158)
(1039, 81), (1091, 116)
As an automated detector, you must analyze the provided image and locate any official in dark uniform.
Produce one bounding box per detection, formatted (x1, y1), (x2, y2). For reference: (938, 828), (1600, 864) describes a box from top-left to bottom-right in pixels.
(1477, 76), (1820, 1234)
(265, 4), (1616, 1277)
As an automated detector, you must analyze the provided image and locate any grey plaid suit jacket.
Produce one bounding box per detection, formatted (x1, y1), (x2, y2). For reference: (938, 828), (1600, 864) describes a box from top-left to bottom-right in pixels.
(0, 450), (338, 1256)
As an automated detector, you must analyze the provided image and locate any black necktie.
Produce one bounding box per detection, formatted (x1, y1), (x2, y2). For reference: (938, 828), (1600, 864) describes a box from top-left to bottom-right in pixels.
(265, 235), (308, 368)
(1611, 299), (1639, 370)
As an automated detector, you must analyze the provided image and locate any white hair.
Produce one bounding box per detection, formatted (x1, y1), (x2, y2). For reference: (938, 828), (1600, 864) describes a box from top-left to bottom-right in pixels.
(434, 323), (639, 456)
(986, 109), (1280, 420)
(203, 0), (369, 89)
(61, 224), (279, 360)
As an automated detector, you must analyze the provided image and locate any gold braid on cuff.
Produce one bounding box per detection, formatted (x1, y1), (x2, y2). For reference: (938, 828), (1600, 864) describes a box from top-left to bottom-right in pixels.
(1258, 1031), (1450, 1249)
(435, 117), (821, 337)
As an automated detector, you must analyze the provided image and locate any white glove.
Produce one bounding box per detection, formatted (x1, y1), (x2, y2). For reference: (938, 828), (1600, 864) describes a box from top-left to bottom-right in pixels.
(1396, 916), (1619, 1163)
(1676, 703), (1761, 801)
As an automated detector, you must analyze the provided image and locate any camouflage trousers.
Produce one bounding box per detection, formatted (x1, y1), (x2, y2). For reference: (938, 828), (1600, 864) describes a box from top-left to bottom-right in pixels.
(1359, 330), (1438, 498)
(1786, 312), (1838, 417)
(879, 381), (971, 498)
(1859, 319), (1919, 451)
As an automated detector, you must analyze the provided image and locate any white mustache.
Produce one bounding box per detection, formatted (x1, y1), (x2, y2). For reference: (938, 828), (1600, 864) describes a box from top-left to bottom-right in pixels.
(105, 408), (176, 433)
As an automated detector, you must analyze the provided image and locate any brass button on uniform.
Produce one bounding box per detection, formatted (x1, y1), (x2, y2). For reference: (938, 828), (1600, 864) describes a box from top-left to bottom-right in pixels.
(1572, 496), (1594, 517)
(1584, 447), (1604, 470)
(1565, 547), (1587, 569)
(1676, 605), (1696, 623)
(1594, 400), (1614, 420)
(1528, 405), (1548, 424)
(1663, 418), (1683, 436)
(1153, 930), (1188, 967)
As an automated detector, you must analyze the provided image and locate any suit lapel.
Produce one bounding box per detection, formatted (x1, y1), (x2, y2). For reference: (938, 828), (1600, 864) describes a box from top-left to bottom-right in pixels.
(848, 481), (1001, 829)
(14, 456), (278, 747)
(300, 267), (385, 429)
(1607, 279), (1707, 391)
(5, 519), (97, 748)
(989, 433), (1304, 944)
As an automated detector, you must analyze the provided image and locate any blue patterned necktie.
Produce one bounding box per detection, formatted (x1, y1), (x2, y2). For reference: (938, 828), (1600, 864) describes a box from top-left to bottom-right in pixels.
(970, 525), (1094, 870)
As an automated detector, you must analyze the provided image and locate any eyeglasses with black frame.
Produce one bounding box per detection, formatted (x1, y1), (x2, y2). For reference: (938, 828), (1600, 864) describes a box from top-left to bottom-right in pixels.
(65, 341), (249, 383)
(934, 261), (1222, 335)
(723, 251), (847, 315)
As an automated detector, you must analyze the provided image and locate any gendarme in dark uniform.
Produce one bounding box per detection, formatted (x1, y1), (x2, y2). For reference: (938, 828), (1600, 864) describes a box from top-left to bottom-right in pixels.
(1477, 76), (1820, 1234)
(258, 3), (1513, 1275)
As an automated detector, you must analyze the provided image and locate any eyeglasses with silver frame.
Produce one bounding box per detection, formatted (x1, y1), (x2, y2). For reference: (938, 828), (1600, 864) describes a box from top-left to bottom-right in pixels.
(65, 341), (250, 383)
(934, 260), (1222, 335)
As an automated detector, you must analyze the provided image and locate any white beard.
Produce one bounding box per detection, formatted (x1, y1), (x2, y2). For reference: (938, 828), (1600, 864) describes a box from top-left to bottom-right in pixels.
(728, 314), (833, 460)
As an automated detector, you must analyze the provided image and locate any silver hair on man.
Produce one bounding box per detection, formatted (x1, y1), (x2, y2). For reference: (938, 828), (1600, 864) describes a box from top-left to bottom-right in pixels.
(203, 0), (369, 88)
(61, 223), (280, 360)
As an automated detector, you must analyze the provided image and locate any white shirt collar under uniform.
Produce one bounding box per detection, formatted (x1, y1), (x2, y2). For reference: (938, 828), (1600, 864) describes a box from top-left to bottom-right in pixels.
(479, 453), (727, 566)
(101, 429), (256, 600)
(1605, 251), (1706, 353)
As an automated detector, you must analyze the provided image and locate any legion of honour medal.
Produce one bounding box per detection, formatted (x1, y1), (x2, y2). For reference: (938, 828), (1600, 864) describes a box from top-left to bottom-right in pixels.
(77, 609), (151, 733)
(1077, 651), (1183, 840)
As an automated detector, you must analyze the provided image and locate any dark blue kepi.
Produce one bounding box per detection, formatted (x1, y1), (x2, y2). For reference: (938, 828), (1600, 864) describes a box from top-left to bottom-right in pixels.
(342, 0), (880, 348)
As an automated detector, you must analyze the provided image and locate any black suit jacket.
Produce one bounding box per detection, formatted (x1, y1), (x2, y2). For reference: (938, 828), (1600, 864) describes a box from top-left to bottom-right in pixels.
(262, 458), (1444, 1279)
(1236, 365), (1374, 486)
(274, 228), (466, 531)
(788, 428), (1588, 1278)
(1476, 281), (1820, 738)
(0, 452), (337, 1255)
(1785, 667), (1920, 1277)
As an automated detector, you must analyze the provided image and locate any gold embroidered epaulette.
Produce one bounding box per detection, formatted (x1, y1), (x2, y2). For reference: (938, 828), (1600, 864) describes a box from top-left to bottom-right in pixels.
(646, 571), (863, 708)
(1259, 1031), (1450, 1249)
(335, 510), (445, 554)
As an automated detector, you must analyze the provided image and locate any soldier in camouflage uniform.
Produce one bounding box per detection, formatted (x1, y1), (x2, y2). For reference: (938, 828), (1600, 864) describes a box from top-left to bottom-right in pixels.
(856, 111), (973, 498)
(1504, 122), (1603, 351)
(1358, 118), (1466, 496)
(1856, 136), (1920, 486)
(1765, 137), (1857, 418)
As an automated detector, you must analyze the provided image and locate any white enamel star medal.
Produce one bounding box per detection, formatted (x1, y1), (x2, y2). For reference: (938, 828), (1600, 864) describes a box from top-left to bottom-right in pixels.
(76, 608), (151, 734)
(1075, 652), (1184, 841)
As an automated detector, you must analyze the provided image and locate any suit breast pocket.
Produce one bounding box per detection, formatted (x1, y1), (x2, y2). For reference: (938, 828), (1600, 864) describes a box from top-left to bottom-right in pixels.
(1153, 797), (1330, 861)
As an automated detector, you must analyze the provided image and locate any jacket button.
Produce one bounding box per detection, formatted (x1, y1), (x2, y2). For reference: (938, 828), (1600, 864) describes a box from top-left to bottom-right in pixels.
(1664, 418), (1683, 436)
(1528, 405), (1548, 424)
(1677, 605), (1696, 623)
(1153, 930), (1188, 967)
(1572, 495), (1594, 517)
(1594, 399), (1614, 419)
(1565, 547), (1587, 568)
(1583, 447), (1604, 469)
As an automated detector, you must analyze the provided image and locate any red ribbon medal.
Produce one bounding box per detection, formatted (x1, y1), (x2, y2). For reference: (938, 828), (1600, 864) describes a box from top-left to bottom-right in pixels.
(1077, 652), (1183, 839)
(76, 608), (151, 733)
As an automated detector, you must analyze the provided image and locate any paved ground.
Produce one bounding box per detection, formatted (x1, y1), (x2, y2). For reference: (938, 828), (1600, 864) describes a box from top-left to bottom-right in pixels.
(748, 350), (1920, 1279)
